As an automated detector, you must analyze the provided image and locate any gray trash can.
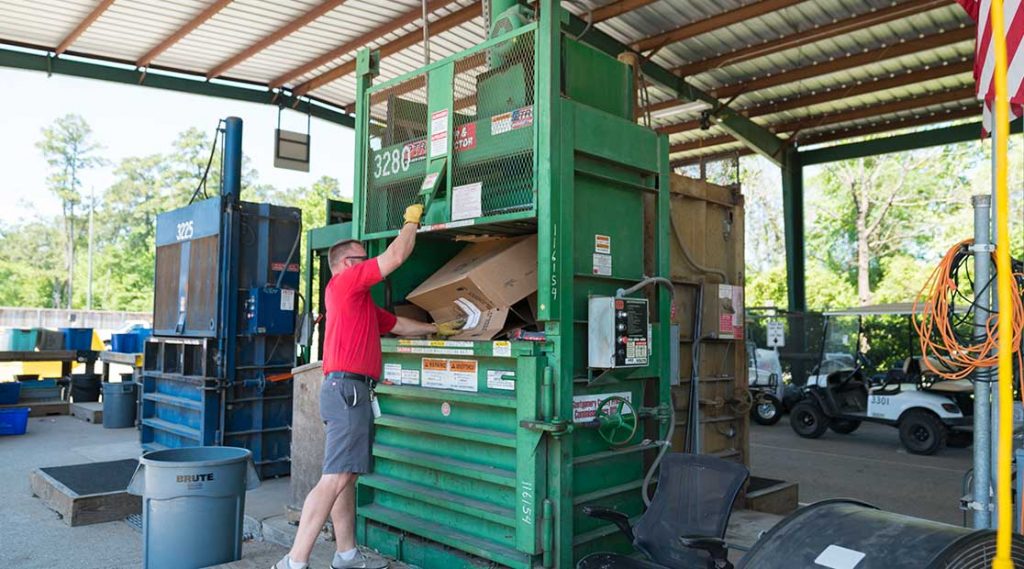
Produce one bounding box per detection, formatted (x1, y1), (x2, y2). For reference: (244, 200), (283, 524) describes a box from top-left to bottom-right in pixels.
(128, 446), (260, 569)
(102, 382), (138, 428)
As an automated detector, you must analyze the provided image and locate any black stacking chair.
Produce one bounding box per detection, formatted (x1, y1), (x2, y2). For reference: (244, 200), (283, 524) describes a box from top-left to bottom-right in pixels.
(577, 453), (749, 569)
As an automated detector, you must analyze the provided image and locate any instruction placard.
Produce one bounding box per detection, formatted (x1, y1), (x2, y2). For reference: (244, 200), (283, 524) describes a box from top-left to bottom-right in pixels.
(383, 363), (402, 383)
(280, 289), (295, 311)
(421, 172), (440, 191)
(401, 369), (420, 386)
(448, 359), (478, 392)
(451, 182), (483, 221)
(572, 392), (632, 423)
(492, 341), (511, 357)
(487, 370), (515, 390)
(593, 253), (612, 276)
(421, 358), (450, 389)
(429, 109), (449, 158)
(419, 358), (479, 392)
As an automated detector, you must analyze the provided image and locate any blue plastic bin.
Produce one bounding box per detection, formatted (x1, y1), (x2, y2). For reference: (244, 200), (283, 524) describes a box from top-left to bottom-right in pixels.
(0, 408), (29, 435)
(61, 328), (93, 351)
(111, 333), (141, 353)
(20, 379), (60, 401)
(0, 382), (21, 404)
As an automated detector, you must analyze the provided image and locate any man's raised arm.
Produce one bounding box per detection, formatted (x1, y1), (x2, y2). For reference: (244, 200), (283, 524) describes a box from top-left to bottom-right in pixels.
(377, 203), (422, 277)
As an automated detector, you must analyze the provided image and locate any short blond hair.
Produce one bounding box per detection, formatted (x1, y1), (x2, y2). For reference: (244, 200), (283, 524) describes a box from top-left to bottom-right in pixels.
(328, 239), (363, 271)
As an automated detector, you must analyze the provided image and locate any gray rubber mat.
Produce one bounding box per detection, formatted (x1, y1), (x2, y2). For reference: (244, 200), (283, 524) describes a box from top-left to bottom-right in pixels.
(39, 458), (138, 496)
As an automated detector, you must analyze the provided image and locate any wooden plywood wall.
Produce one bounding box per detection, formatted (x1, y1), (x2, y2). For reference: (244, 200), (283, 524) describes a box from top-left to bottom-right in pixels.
(667, 174), (748, 466)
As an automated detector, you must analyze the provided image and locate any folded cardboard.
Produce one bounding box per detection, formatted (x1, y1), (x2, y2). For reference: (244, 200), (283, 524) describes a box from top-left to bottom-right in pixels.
(406, 235), (538, 340)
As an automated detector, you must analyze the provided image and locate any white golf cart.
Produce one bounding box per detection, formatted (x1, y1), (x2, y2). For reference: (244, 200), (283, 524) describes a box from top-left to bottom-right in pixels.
(790, 305), (973, 455)
(747, 343), (785, 425)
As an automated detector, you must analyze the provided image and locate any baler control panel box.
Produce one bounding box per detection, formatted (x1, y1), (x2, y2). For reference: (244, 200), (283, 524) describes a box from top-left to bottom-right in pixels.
(588, 296), (649, 368)
(244, 286), (296, 335)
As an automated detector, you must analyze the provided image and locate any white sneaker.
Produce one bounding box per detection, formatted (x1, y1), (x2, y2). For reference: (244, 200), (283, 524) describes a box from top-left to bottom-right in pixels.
(331, 551), (389, 569)
(272, 556), (308, 569)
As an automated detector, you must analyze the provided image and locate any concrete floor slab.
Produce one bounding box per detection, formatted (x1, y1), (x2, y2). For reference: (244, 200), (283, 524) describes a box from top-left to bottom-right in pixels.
(6, 414), (808, 569)
(750, 420), (971, 525)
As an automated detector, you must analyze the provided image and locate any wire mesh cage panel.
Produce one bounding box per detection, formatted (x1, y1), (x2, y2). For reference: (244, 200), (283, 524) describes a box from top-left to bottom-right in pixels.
(451, 30), (536, 219)
(364, 75), (429, 234)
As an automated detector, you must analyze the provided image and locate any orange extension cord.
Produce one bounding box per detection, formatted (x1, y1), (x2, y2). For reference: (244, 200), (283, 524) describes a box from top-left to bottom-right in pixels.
(912, 238), (1024, 385)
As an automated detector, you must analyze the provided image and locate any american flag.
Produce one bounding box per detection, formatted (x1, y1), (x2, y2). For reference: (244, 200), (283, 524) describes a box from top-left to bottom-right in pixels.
(956, 0), (1024, 136)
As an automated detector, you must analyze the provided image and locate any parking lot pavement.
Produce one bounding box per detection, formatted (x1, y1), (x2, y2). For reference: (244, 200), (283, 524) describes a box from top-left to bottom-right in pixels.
(750, 420), (972, 526)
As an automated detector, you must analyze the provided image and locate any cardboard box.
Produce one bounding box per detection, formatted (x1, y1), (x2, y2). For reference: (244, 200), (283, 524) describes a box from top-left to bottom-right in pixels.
(393, 303), (431, 323)
(406, 235), (538, 340)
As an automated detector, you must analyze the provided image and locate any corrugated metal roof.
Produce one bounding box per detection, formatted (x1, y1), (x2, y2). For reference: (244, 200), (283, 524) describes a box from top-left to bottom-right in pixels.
(0, 0), (982, 160)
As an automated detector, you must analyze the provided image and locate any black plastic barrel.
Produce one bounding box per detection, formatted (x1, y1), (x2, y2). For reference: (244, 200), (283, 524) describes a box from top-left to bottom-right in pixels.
(102, 382), (137, 428)
(128, 447), (260, 569)
(740, 500), (1024, 568)
(70, 374), (100, 402)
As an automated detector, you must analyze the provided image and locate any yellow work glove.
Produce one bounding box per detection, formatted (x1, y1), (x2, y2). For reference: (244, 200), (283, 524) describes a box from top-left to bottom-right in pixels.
(434, 319), (467, 337)
(404, 203), (424, 225)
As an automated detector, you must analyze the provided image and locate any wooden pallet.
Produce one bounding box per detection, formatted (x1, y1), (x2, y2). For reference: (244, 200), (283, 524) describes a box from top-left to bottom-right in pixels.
(0, 399), (69, 417)
(71, 402), (103, 424)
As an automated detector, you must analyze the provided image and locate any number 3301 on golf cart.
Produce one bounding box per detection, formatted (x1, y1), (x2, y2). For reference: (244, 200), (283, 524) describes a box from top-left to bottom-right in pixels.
(870, 395), (890, 406)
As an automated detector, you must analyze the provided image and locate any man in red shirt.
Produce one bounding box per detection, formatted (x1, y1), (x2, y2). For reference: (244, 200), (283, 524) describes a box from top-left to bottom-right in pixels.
(277, 204), (462, 569)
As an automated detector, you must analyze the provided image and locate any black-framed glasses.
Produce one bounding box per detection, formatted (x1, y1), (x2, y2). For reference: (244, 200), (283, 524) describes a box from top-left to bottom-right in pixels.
(345, 255), (368, 262)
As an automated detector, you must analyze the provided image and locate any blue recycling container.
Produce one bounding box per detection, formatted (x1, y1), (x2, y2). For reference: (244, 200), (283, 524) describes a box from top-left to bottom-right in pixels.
(111, 333), (141, 354)
(128, 447), (260, 569)
(0, 382), (21, 405)
(0, 407), (30, 435)
(61, 328), (93, 351)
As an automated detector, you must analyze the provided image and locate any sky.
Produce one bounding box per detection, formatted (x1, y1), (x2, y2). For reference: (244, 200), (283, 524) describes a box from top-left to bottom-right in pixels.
(0, 67), (356, 225)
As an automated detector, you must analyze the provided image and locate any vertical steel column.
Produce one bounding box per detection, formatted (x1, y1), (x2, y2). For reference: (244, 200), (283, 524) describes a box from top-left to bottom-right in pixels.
(536, 1), (572, 566)
(351, 50), (379, 241)
(972, 194), (993, 529)
(782, 148), (806, 312)
(220, 116), (243, 385)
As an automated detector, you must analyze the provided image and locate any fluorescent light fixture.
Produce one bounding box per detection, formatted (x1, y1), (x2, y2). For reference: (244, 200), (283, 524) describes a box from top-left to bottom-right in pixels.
(649, 100), (711, 120)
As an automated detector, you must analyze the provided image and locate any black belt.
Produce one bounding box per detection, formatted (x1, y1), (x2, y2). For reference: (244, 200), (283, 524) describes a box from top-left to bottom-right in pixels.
(326, 371), (372, 383)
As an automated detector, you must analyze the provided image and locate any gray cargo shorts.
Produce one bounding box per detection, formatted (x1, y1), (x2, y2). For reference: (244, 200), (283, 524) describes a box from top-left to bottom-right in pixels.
(319, 372), (374, 475)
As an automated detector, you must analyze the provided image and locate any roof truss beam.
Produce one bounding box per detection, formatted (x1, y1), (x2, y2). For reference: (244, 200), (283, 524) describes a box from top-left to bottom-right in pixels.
(206, 0), (349, 79)
(674, 0), (951, 77)
(669, 88), (978, 154)
(273, 0), (462, 90)
(801, 117), (1024, 165)
(671, 105), (984, 165)
(56, 0), (116, 55)
(0, 46), (353, 127)
(712, 26), (974, 100)
(591, 0), (660, 22)
(633, 0), (805, 53)
(137, 0), (233, 68)
(656, 60), (973, 136)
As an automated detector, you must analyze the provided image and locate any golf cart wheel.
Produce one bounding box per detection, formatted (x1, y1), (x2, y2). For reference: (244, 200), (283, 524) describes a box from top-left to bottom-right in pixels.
(947, 430), (972, 448)
(751, 394), (782, 426)
(829, 419), (861, 435)
(899, 410), (947, 455)
(790, 400), (830, 438)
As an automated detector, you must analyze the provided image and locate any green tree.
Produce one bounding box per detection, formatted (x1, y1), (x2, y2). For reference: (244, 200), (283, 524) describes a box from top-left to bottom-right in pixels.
(36, 114), (105, 308)
(807, 143), (980, 306)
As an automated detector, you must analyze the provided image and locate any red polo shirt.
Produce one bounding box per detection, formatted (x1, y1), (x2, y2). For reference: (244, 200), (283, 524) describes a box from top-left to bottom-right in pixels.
(322, 258), (397, 379)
